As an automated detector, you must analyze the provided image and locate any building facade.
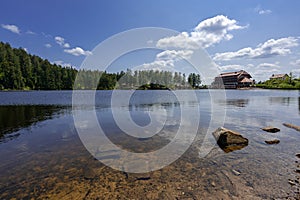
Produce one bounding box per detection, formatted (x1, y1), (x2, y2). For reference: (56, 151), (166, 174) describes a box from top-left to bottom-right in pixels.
(212, 70), (253, 89)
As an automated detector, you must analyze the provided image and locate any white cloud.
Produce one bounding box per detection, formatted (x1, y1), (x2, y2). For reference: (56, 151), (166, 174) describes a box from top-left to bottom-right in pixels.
(63, 43), (70, 48)
(218, 64), (244, 72)
(64, 47), (92, 56)
(55, 36), (70, 48)
(156, 50), (193, 61)
(157, 15), (246, 49)
(1, 24), (20, 34)
(214, 37), (299, 61)
(55, 36), (66, 47)
(132, 50), (193, 72)
(290, 59), (300, 66)
(157, 32), (199, 50)
(255, 5), (272, 15)
(53, 60), (73, 67)
(253, 68), (279, 78)
(26, 30), (36, 35)
(134, 60), (175, 72)
(259, 10), (272, 15)
(45, 43), (52, 48)
(257, 63), (281, 69)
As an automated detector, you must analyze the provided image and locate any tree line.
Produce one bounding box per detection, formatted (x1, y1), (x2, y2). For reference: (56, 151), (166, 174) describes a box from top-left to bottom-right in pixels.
(0, 42), (204, 90)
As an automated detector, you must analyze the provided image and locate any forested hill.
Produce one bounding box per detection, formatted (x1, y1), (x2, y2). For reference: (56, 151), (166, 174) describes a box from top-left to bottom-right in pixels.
(0, 42), (77, 90)
(0, 41), (203, 90)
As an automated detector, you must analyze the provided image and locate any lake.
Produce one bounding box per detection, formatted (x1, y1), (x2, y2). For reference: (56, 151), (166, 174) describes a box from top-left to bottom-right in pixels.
(0, 89), (299, 199)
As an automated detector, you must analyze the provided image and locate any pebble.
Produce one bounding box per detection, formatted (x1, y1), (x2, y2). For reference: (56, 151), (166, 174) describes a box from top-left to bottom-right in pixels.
(265, 139), (280, 144)
(232, 169), (241, 176)
(288, 180), (296, 186)
(211, 181), (216, 187)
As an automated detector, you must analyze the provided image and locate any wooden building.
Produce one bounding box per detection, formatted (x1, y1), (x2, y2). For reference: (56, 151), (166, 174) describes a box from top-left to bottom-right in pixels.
(270, 74), (289, 80)
(212, 70), (253, 89)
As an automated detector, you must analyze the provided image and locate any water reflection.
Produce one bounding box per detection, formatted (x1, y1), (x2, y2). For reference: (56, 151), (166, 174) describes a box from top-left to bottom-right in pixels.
(1, 90), (300, 199)
(217, 99), (249, 107)
(269, 97), (295, 106)
(298, 97), (300, 114)
(0, 105), (66, 141)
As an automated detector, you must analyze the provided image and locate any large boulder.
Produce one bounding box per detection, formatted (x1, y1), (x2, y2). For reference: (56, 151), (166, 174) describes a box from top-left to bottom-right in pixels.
(212, 127), (248, 153)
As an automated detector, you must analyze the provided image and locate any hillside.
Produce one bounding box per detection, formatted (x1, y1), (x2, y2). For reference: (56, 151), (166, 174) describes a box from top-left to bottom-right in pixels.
(0, 42), (77, 90)
(0, 42), (204, 90)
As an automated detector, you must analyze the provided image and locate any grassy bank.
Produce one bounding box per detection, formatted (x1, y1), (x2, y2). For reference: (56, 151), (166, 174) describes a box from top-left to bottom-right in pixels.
(255, 78), (300, 90)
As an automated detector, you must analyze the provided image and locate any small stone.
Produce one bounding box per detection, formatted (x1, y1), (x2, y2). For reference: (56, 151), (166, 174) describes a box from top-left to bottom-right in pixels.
(265, 139), (280, 144)
(283, 123), (300, 132)
(296, 169), (300, 173)
(211, 181), (216, 187)
(83, 168), (96, 180)
(261, 126), (280, 133)
(296, 154), (300, 159)
(289, 180), (296, 186)
(232, 169), (241, 176)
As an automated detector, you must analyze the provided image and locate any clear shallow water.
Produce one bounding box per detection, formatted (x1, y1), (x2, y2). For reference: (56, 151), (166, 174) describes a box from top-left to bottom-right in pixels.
(0, 90), (299, 199)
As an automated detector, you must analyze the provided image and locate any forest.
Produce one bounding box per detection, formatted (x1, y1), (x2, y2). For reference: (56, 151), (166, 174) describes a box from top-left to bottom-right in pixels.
(0, 42), (203, 90)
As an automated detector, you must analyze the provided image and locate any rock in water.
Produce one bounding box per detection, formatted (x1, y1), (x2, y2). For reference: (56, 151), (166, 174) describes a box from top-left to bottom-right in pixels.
(265, 139), (280, 144)
(212, 127), (248, 153)
(83, 167), (96, 180)
(261, 126), (280, 133)
(283, 123), (300, 132)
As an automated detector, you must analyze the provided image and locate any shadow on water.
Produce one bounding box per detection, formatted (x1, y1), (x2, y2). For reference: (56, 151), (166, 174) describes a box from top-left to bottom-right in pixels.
(0, 105), (67, 142)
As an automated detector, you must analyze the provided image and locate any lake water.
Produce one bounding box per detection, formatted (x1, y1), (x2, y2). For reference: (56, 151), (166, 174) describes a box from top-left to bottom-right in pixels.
(0, 90), (299, 199)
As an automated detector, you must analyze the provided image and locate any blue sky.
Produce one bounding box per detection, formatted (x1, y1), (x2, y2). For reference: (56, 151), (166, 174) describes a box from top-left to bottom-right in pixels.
(1, 0), (300, 81)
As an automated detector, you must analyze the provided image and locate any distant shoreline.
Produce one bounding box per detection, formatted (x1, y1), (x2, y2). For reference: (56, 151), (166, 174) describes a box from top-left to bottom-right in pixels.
(0, 87), (299, 92)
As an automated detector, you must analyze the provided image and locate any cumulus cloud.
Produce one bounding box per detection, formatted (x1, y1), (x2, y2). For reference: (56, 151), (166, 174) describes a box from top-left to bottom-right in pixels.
(45, 43), (52, 48)
(214, 37), (299, 61)
(133, 49), (193, 72)
(134, 60), (175, 72)
(64, 47), (92, 56)
(157, 15), (246, 49)
(218, 64), (244, 72)
(1, 24), (20, 34)
(156, 50), (193, 61)
(55, 36), (70, 48)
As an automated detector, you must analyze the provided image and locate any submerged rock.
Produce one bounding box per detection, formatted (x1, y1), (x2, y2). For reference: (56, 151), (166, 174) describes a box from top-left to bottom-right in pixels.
(83, 167), (96, 180)
(265, 139), (280, 145)
(212, 127), (248, 153)
(261, 126), (280, 133)
(283, 123), (300, 132)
